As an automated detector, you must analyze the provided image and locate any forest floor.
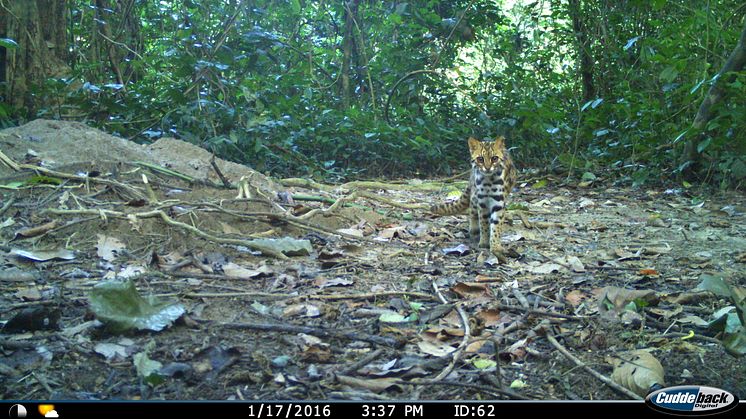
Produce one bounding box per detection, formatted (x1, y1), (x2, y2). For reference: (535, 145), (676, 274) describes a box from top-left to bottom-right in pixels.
(1, 121), (745, 401)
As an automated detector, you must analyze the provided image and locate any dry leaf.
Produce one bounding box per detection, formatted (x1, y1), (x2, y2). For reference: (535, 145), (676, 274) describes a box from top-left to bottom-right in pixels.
(475, 308), (502, 327)
(223, 262), (273, 279)
(336, 375), (403, 393)
(219, 221), (241, 235)
(97, 234), (126, 262)
(378, 226), (406, 240)
(314, 277), (354, 288)
(609, 350), (665, 397)
(638, 268), (660, 277)
(14, 220), (57, 239)
(336, 228), (364, 237)
(526, 262), (563, 274)
(556, 256), (585, 272)
(283, 304), (321, 318)
(416, 340), (457, 357)
(451, 282), (492, 299)
(565, 290), (589, 307)
(11, 248), (75, 261)
(596, 286), (659, 312)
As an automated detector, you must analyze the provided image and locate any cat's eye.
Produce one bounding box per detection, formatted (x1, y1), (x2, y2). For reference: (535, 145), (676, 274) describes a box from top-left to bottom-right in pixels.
(476, 157), (484, 164)
(491, 156), (499, 162)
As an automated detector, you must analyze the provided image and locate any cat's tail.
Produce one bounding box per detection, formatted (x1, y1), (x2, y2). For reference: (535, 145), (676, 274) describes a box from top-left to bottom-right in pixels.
(429, 186), (470, 215)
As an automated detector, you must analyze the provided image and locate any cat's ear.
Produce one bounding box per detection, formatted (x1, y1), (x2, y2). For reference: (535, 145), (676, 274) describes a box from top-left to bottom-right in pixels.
(494, 136), (506, 147)
(467, 137), (480, 151)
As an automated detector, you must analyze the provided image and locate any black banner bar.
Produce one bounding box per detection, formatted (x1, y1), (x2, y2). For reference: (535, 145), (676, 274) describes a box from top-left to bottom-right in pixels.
(2, 400), (744, 419)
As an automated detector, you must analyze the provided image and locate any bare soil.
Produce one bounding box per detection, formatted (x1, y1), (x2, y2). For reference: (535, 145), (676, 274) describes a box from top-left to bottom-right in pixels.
(1, 120), (744, 401)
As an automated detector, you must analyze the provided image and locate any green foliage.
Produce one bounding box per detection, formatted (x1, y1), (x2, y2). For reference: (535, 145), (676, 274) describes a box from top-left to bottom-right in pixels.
(5, 0), (745, 184)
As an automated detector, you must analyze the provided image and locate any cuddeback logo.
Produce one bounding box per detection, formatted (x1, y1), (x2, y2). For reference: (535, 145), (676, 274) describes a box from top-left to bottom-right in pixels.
(645, 386), (739, 415)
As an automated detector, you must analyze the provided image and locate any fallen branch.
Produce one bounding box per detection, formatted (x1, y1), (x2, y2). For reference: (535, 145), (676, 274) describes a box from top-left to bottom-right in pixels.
(297, 290), (437, 303)
(546, 333), (642, 400)
(340, 348), (385, 376)
(220, 321), (405, 348)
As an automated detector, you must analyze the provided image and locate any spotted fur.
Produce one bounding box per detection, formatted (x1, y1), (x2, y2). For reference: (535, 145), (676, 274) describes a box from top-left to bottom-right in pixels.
(431, 136), (517, 258)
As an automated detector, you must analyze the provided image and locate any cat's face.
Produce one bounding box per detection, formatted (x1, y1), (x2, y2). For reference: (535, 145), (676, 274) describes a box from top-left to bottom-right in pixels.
(467, 136), (509, 173)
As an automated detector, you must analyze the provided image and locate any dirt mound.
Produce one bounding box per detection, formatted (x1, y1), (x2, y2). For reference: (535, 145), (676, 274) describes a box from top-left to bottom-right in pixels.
(0, 119), (280, 195)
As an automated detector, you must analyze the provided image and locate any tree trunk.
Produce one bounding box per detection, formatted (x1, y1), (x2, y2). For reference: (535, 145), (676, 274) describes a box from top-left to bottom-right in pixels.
(340, 0), (360, 109)
(680, 20), (746, 175)
(0, 0), (69, 115)
(568, 0), (595, 102)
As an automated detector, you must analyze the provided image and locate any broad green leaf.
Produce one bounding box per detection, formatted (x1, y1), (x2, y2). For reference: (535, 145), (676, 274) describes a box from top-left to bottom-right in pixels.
(379, 312), (408, 323)
(0, 38), (18, 49)
(409, 302), (424, 311)
(472, 359), (497, 370)
(651, 0), (667, 10)
(532, 179), (547, 189)
(623, 36), (640, 51)
(510, 379), (527, 389)
(659, 66), (678, 83)
(707, 306), (735, 332)
(133, 352), (165, 386)
(722, 330), (746, 357)
(697, 274), (732, 298)
(290, 0), (301, 14)
(673, 130), (688, 144)
(89, 280), (185, 333)
(697, 138), (712, 153)
(581, 172), (597, 181)
(0, 181), (24, 189)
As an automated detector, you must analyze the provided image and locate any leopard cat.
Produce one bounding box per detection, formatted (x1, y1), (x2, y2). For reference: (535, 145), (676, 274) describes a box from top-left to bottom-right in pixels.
(431, 136), (517, 259)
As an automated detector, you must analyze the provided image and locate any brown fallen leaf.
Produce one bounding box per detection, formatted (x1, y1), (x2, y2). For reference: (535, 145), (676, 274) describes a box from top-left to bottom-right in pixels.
(283, 303), (321, 318)
(596, 286), (659, 313)
(608, 350), (665, 397)
(660, 290), (709, 305)
(451, 282), (492, 300)
(638, 268), (660, 277)
(525, 262), (563, 274)
(565, 290), (589, 307)
(336, 375), (403, 393)
(223, 262), (273, 279)
(13, 220), (57, 239)
(475, 308), (502, 327)
(422, 326), (464, 341)
(416, 339), (457, 357)
(499, 337), (530, 362)
(378, 225), (407, 240)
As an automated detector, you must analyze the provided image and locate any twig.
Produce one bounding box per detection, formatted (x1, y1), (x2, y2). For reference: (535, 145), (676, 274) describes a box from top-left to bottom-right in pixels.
(340, 348), (385, 376)
(209, 154), (231, 188)
(430, 280), (470, 382)
(409, 379), (528, 400)
(297, 291), (436, 303)
(183, 291), (294, 300)
(652, 332), (721, 345)
(220, 322), (405, 348)
(546, 333), (642, 400)
(0, 196), (16, 215)
(135, 161), (197, 183)
(495, 304), (582, 320)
